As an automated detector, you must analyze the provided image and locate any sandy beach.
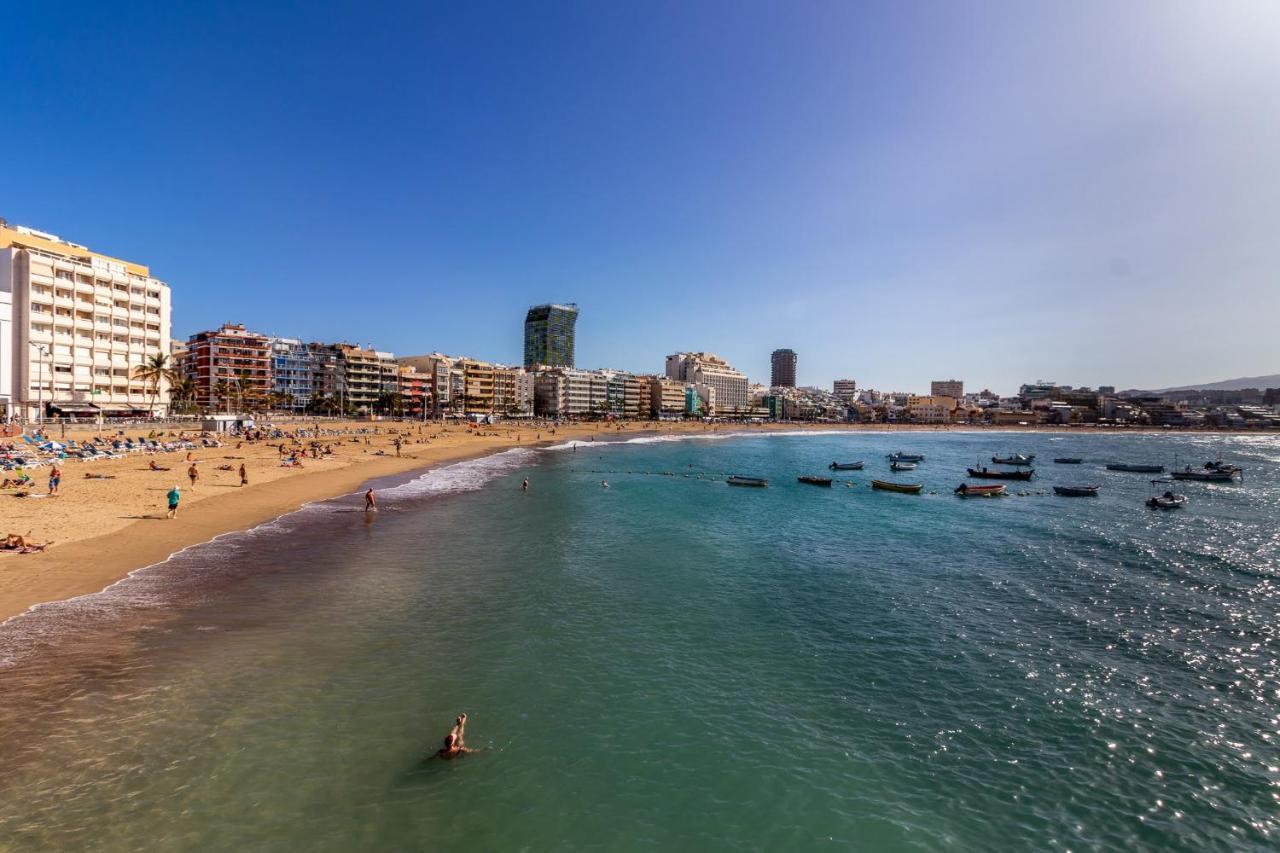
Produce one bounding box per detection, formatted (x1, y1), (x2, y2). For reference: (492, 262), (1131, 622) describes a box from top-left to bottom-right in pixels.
(0, 419), (649, 622)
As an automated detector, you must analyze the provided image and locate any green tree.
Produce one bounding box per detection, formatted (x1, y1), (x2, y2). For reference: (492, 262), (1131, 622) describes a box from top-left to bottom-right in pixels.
(131, 353), (179, 417)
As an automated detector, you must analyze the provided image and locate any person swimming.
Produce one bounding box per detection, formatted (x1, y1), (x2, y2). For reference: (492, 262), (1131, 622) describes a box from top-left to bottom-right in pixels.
(433, 713), (477, 760)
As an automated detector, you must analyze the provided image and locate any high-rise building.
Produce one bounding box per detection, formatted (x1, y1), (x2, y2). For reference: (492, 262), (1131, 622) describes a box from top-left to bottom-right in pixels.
(1, 220), (172, 419)
(524, 303), (578, 368)
(184, 324), (272, 411)
(665, 352), (749, 415)
(931, 379), (963, 399)
(833, 379), (857, 401)
(770, 348), (797, 388)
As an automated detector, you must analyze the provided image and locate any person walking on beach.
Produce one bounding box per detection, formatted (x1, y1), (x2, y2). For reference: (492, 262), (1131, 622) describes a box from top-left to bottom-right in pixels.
(166, 485), (181, 519)
(188, 464), (199, 490)
(239, 463), (248, 487)
(48, 463), (62, 495)
(365, 488), (376, 512)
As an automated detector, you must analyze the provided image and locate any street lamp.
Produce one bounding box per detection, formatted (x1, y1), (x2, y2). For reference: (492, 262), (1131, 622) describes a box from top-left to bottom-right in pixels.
(30, 343), (50, 425)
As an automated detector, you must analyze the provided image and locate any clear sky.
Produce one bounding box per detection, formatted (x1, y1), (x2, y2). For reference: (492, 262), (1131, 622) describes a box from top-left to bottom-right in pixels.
(3, 1), (1278, 394)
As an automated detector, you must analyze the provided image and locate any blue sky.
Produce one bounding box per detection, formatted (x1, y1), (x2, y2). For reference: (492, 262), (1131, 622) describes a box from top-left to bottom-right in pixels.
(3, 1), (1278, 393)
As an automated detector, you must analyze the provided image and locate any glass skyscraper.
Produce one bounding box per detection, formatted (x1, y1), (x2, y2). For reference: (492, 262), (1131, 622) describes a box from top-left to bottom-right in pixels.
(524, 303), (579, 368)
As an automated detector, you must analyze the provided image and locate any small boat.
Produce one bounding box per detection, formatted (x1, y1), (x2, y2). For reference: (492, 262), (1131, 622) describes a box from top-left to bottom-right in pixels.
(727, 476), (768, 487)
(1206, 460), (1242, 474)
(1169, 467), (1238, 482)
(1053, 485), (1100, 497)
(991, 454), (1035, 465)
(1053, 457), (1083, 464)
(872, 479), (923, 494)
(886, 452), (925, 463)
(828, 461), (864, 470)
(1147, 491), (1187, 509)
(798, 475), (833, 487)
(955, 483), (1006, 497)
(967, 467), (1034, 480)
(890, 461), (917, 471)
(1106, 464), (1165, 473)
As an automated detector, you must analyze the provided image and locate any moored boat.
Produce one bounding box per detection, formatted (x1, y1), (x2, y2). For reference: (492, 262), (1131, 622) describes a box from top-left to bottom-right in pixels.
(991, 454), (1034, 465)
(1053, 457), (1083, 464)
(890, 461), (917, 471)
(1106, 463), (1164, 473)
(1169, 467), (1238, 482)
(1147, 491), (1187, 509)
(828, 461), (864, 470)
(1053, 484), (1100, 497)
(798, 475), (833, 487)
(966, 466), (1034, 480)
(871, 479), (923, 494)
(886, 452), (924, 463)
(727, 476), (769, 487)
(954, 483), (1006, 497)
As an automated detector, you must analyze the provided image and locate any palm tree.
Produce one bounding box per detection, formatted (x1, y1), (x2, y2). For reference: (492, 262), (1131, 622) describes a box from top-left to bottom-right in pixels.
(212, 379), (235, 414)
(169, 376), (197, 414)
(132, 353), (178, 417)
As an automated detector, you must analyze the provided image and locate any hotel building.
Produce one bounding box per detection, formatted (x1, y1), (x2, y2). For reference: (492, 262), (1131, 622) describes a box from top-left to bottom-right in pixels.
(524, 303), (578, 368)
(770, 348), (797, 388)
(0, 221), (172, 419)
(665, 352), (749, 415)
(184, 324), (272, 411)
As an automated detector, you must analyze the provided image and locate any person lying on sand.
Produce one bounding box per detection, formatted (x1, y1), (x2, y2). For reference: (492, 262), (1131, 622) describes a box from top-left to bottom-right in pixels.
(2, 475), (34, 489)
(83, 472), (116, 479)
(149, 460), (171, 472)
(432, 713), (480, 759)
(3, 531), (50, 553)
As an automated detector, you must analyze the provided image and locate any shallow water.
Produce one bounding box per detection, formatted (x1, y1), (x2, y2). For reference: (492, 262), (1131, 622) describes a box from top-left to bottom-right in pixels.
(1, 431), (1278, 851)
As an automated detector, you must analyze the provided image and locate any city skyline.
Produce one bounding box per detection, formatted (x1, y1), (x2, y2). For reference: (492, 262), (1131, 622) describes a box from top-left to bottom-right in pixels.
(2, 3), (1278, 394)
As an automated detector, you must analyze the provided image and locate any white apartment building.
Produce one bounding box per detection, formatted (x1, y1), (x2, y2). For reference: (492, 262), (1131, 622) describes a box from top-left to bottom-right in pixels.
(833, 378), (857, 401)
(0, 257), (11, 417)
(534, 367), (610, 418)
(1, 221), (172, 420)
(665, 352), (749, 415)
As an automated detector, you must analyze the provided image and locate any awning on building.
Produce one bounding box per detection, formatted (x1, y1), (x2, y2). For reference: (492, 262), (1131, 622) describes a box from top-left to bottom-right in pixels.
(49, 403), (101, 414)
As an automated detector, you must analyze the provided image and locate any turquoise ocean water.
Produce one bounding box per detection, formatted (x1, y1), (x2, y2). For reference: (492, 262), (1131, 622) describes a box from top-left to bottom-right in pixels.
(1, 431), (1278, 851)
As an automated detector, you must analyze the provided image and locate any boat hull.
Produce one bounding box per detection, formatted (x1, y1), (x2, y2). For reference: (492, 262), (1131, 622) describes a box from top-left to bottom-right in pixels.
(798, 476), (833, 487)
(1053, 458), (1083, 464)
(727, 476), (768, 487)
(967, 468), (1034, 480)
(1107, 464), (1165, 473)
(1170, 469), (1236, 482)
(1053, 485), (1100, 496)
(955, 484), (1006, 497)
(886, 454), (924, 463)
(872, 480), (923, 494)
(992, 455), (1034, 465)
(828, 462), (864, 470)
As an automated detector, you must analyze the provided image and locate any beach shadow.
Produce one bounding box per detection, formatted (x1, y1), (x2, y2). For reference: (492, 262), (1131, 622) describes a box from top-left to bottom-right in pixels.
(118, 515), (165, 520)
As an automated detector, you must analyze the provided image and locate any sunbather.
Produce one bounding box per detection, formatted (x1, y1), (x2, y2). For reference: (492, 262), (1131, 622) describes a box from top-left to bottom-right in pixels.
(149, 460), (171, 472)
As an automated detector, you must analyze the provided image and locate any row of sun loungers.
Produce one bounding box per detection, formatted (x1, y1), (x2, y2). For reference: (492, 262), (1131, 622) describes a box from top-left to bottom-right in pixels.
(2, 434), (225, 472)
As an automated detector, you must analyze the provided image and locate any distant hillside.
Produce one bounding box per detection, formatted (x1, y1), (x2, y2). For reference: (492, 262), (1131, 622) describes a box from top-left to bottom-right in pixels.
(1153, 374), (1280, 393)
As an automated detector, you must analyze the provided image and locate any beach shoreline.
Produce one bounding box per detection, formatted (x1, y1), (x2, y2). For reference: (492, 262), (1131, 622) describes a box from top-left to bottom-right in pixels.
(1, 419), (1270, 624)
